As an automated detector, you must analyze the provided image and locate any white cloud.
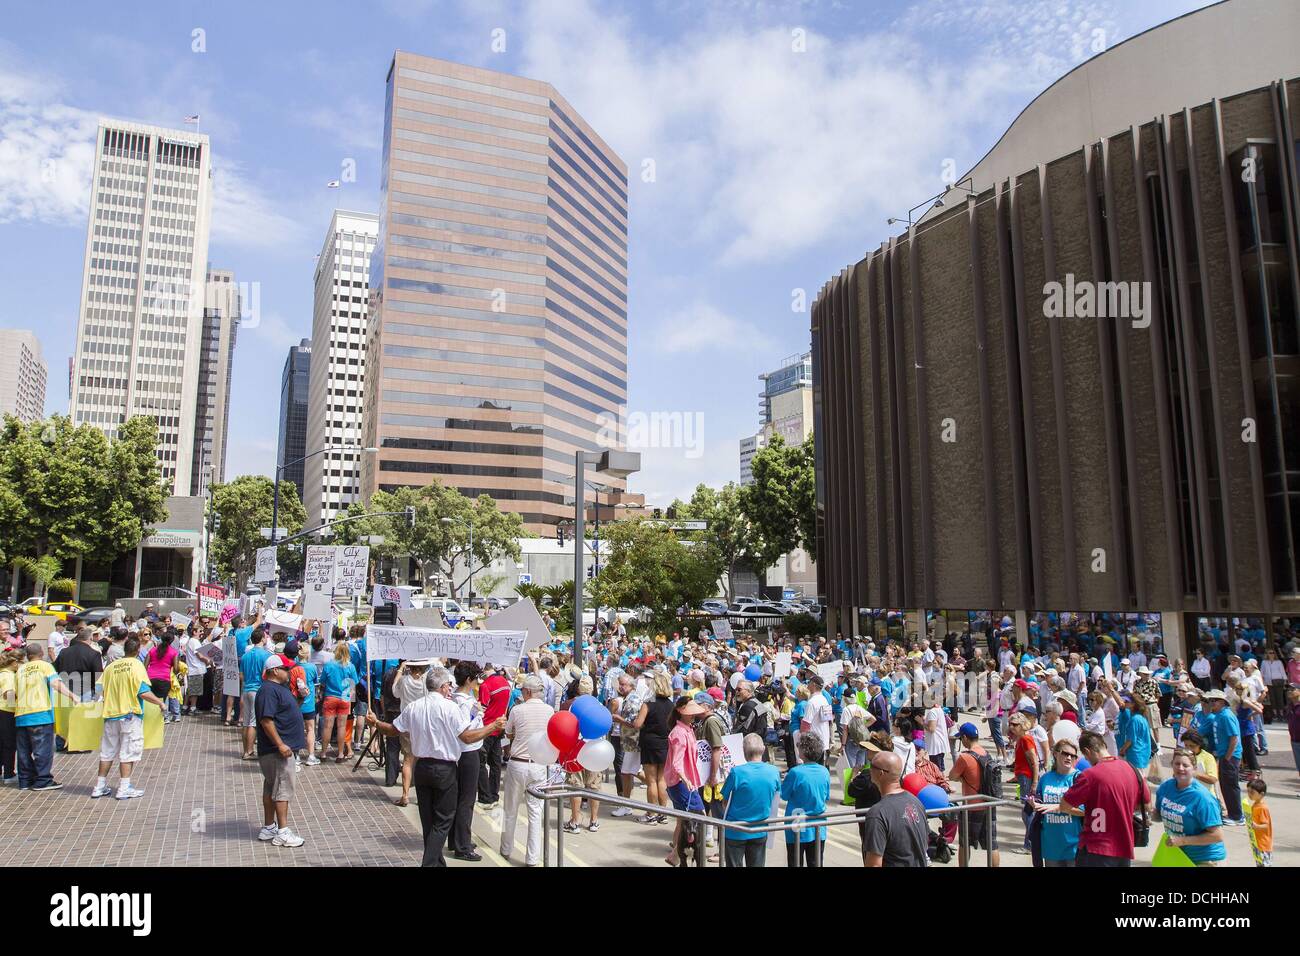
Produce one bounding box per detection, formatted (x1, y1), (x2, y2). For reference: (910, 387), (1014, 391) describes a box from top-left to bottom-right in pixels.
(209, 159), (311, 250)
(654, 303), (774, 355)
(633, 437), (741, 510)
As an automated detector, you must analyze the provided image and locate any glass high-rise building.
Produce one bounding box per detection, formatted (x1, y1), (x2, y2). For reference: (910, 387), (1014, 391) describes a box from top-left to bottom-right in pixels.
(360, 52), (629, 532)
(277, 339), (312, 501)
(191, 268), (240, 498)
(69, 119), (212, 493)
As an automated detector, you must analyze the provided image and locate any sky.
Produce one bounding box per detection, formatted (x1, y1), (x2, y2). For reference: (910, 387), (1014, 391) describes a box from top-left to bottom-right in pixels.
(0, 0), (1215, 507)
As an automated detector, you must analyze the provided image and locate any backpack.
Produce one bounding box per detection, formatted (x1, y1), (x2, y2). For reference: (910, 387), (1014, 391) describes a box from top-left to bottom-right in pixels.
(847, 709), (874, 746)
(969, 749), (1005, 800)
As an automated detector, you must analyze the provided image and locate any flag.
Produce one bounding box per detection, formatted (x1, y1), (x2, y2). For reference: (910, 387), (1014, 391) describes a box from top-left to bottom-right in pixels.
(327, 180), (341, 188)
(184, 114), (200, 124)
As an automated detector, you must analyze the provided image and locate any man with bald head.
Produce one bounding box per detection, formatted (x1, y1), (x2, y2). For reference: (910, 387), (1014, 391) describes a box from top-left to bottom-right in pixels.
(860, 750), (930, 867)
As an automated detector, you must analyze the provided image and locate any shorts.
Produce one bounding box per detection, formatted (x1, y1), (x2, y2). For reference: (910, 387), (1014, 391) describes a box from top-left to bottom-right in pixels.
(353, 701), (369, 718)
(667, 781), (705, 813)
(259, 754), (295, 802)
(323, 697), (350, 718)
(99, 716), (144, 764)
(240, 691), (259, 727)
(400, 732), (413, 760)
(565, 768), (602, 789)
(620, 749), (642, 775)
(968, 808), (998, 850)
(640, 738), (668, 765)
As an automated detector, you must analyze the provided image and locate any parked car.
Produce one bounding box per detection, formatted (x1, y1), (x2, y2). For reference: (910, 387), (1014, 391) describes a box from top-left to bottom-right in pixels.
(422, 598), (479, 624)
(66, 607), (117, 628)
(27, 602), (83, 622)
(699, 600), (730, 616)
(729, 602), (788, 617)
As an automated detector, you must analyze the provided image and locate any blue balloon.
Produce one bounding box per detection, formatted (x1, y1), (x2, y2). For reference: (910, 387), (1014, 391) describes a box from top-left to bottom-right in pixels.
(744, 664), (762, 682)
(916, 784), (950, 811)
(1075, 756), (1092, 772)
(570, 694), (611, 739)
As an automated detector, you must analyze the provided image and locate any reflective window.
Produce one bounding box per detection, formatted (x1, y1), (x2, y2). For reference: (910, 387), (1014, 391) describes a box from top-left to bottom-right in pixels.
(391, 212), (546, 249)
(394, 85), (547, 126)
(389, 189), (546, 224)
(385, 389), (543, 413)
(391, 148), (547, 184)
(394, 107), (547, 145)
(382, 365), (544, 391)
(382, 344), (542, 370)
(394, 126), (547, 165)
(386, 297), (545, 327)
(392, 168), (544, 204)
(388, 274), (545, 307)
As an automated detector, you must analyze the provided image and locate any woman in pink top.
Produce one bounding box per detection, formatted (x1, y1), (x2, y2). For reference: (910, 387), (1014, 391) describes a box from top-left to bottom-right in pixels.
(663, 696), (705, 866)
(145, 630), (180, 702)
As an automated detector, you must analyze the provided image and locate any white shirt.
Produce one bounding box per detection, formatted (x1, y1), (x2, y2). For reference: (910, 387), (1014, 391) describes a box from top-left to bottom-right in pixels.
(503, 697), (555, 762)
(47, 631), (67, 659)
(803, 691), (834, 748)
(1068, 664), (1086, 694)
(395, 672), (429, 708)
(453, 690), (484, 752)
(393, 692), (469, 761)
(891, 736), (917, 775)
(923, 706), (948, 756)
(182, 636), (207, 676)
(1190, 657), (1212, 678)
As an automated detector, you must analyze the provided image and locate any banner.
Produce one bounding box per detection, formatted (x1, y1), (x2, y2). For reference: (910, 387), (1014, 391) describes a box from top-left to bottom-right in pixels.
(333, 546), (370, 596)
(54, 700), (164, 751)
(711, 617), (734, 642)
(371, 584), (416, 609)
(303, 546), (335, 619)
(197, 583), (226, 620)
(254, 547), (277, 584)
(365, 625), (527, 669)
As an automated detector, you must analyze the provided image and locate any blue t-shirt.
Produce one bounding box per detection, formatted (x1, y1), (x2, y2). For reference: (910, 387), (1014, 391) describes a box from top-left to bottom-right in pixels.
(233, 626), (254, 659)
(1156, 779), (1225, 864)
(722, 761), (782, 841)
(780, 762), (830, 844)
(1118, 710), (1152, 768)
(297, 661), (318, 713)
(790, 699), (806, 732)
(1154, 667), (1173, 695)
(321, 660), (358, 701)
(349, 640), (367, 682)
(1036, 770), (1082, 861)
(240, 646), (271, 694)
(1211, 709), (1242, 759)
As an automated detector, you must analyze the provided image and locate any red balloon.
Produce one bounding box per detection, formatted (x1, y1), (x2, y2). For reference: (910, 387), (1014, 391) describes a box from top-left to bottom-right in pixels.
(547, 711), (580, 752)
(901, 773), (927, 796)
(559, 741), (584, 774)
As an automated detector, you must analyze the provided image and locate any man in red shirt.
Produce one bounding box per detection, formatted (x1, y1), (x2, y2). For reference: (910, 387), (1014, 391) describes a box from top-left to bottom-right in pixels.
(477, 665), (511, 806)
(1057, 730), (1151, 867)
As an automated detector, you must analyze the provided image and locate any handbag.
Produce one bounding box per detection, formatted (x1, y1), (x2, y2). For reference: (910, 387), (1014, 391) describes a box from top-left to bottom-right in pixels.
(1128, 761), (1151, 848)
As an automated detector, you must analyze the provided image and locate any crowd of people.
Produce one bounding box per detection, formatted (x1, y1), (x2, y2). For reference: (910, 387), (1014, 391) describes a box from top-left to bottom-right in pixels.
(0, 600), (1295, 869)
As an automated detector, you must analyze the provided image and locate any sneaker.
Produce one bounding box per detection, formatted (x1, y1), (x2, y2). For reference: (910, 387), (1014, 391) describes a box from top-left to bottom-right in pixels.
(115, 786), (145, 800)
(90, 784), (113, 799)
(305, 756), (321, 766)
(563, 821), (581, 833)
(32, 782), (63, 792)
(611, 806), (634, 817)
(272, 828), (304, 848)
(258, 824), (280, 841)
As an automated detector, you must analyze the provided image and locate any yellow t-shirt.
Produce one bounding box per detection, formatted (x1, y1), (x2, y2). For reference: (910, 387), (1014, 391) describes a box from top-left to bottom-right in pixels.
(15, 660), (56, 725)
(1194, 749), (1218, 784)
(101, 657), (151, 721)
(0, 670), (15, 713)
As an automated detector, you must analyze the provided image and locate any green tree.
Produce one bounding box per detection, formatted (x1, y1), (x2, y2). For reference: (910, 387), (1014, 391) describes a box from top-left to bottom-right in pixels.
(439, 494), (526, 599)
(0, 414), (168, 596)
(209, 475), (306, 589)
(671, 481), (756, 602)
(13, 556), (77, 601)
(514, 582), (545, 605)
(473, 572), (506, 600)
(589, 517), (723, 626)
(740, 433), (816, 577)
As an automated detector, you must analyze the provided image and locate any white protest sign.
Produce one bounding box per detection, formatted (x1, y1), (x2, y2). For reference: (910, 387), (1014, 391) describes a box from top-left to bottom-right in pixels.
(1103, 653), (1114, 682)
(169, 612), (192, 629)
(365, 626), (528, 669)
(695, 731), (745, 786)
(371, 584), (416, 609)
(487, 598), (551, 652)
(303, 545), (335, 619)
(333, 545), (369, 596)
(264, 609), (303, 636)
(816, 661), (846, 685)
(774, 651), (793, 680)
(254, 546), (277, 584)
(221, 630), (240, 697)
(711, 617), (734, 642)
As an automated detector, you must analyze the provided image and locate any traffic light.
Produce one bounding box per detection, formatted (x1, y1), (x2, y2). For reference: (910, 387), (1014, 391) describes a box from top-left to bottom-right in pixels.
(404, 506), (416, 528)
(586, 564), (595, 579)
(373, 602), (397, 625)
(666, 506), (677, 520)
(557, 525), (565, 546)
(212, 513), (222, 532)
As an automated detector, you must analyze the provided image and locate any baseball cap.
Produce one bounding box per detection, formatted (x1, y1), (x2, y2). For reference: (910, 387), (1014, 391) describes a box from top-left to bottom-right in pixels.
(1018, 701), (1039, 716)
(283, 639), (300, 659)
(956, 722), (979, 739)
(262, 654), (292, 673)
(693, 692), (715, 709)
(706, 686), (725, 702)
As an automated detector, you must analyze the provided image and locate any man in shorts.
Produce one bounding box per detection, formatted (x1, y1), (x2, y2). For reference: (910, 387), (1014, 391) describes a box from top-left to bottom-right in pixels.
(255, 654), (306, 848)
(92, 635), (166, 800)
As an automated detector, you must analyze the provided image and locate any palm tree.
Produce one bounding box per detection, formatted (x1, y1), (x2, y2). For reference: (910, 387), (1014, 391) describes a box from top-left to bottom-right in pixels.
(14, 555), (77, 602)
(514, 582), (545, 605)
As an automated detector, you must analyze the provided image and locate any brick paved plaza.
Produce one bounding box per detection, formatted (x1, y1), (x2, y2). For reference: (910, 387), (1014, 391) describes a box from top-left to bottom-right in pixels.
(1, 708), (1291, 868)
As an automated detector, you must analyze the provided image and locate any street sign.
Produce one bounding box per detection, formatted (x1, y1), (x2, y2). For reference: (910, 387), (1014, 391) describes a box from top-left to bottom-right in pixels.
(258, 527), (287, 540)
(518, 573), (533, 585)
(644, 519), (707, 531)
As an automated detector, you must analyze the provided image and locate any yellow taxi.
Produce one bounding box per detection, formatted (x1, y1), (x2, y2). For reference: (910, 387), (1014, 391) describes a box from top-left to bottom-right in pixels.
(27, 602), (83, 622)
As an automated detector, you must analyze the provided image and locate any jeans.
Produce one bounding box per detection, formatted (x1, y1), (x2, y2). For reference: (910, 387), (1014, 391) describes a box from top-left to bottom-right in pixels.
(1218, 755), (1242, 821)
(500, 761), (547, 865)
(452, 748), (480, 854)
(724, 837), (767, 867)
(0, 710), (16, 778)
(1015, 773), (1033, 848)
(785, 838), (826, 867)
(412, 758), (458, 867)
(1241, 733), (1259, 772)
(843, 740), (867, 769)
(987, 715), (1005, 753)
(16, 722), (55, 789)
(478, 734), (502, 803)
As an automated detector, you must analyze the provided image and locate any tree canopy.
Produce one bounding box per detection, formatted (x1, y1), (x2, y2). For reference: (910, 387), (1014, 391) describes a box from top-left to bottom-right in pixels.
(589, 516), (723, 624)
(209, 474), (306, 589)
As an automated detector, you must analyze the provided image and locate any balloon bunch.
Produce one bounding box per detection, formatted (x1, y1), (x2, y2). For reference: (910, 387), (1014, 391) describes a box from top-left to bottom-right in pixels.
(901, 772), (950, 811)
(527, 695), (616, 772)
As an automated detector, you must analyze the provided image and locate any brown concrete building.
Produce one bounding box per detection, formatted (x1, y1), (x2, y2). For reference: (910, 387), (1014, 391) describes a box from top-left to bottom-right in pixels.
(812, 0), (1300, 658)
(360, 53), (629, 533)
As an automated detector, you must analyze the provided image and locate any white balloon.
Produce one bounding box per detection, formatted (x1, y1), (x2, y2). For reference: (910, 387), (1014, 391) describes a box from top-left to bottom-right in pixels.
(729, 671), (743, 689)
(1054, 719), (1081, 744)
(577, 738), (616, 772)
(530, 729), (560, 764)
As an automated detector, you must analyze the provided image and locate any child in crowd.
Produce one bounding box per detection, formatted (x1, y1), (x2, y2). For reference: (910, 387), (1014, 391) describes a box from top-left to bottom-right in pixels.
(167, 659), (187, 723)
(1247, 779), (1272, 867)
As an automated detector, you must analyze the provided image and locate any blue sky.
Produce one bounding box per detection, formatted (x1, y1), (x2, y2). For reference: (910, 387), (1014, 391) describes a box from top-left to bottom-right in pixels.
(0, 0), (1213, 506)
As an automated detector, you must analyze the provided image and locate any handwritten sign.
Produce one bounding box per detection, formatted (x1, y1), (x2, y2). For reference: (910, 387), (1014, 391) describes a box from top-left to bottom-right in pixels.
(197, 583), (226, 620)
(334, 546), (370, 596)
(254, 547), (277, 584)
(221, 629), (240, 696)
(169, 612), (191, 629)
(774, 651), (793, 680)
(371, 584), (416, 609)
(711, 617), (734, 642)
(365, 625), (527, 669)
(303, 546), (335, 619)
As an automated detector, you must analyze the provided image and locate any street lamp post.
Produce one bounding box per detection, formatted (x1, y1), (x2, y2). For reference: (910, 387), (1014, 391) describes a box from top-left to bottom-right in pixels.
(271, 444), (377, 579)
(572, 451), (639, 672)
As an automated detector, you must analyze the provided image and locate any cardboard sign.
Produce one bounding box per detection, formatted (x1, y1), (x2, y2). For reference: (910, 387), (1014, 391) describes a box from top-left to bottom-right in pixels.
(303, 545), (335, 619)
(774, 651), (793, 680)
(712, 617), (734, 642)
(695, 731), (744, 787)
(264, 609), (303, 636)
(816, 660), (846, 684)
(334, 546), (370, 596)
(365, 625), (527, 668)
(221, 630), (240, 696)
(254, 547), (277, 584)
(371, 584), (416, 609)
(486, 598), (551, 652)
(197, 583), (226, 620)
(169, 612), (191, 629)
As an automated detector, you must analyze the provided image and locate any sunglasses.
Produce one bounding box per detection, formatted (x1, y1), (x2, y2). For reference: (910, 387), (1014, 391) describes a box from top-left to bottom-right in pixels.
(1057, 750), (1078, 759)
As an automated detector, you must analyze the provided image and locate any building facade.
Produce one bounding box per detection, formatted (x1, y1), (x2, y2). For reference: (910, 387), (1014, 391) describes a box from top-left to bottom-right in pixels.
(68, 119), (212, 494)
(305, 210), (379, 527)
(812, 1), (1300, 658)
(0, 330), (47, 422)
(277, 339), (311, 500)
(190, 269), (240, 497)
(360, 52), (630, 533)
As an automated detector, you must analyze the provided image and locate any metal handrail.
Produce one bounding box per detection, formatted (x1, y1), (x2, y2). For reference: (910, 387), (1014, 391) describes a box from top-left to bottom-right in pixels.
(527, 778), (1018, 868)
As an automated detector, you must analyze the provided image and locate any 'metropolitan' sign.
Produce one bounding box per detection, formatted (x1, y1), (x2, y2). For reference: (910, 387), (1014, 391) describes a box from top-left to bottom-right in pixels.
(365, 626), (527, 669)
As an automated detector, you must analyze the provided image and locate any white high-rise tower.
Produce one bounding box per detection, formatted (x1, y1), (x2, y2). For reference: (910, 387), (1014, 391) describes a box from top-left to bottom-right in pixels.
(69, 119), (212, 493)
